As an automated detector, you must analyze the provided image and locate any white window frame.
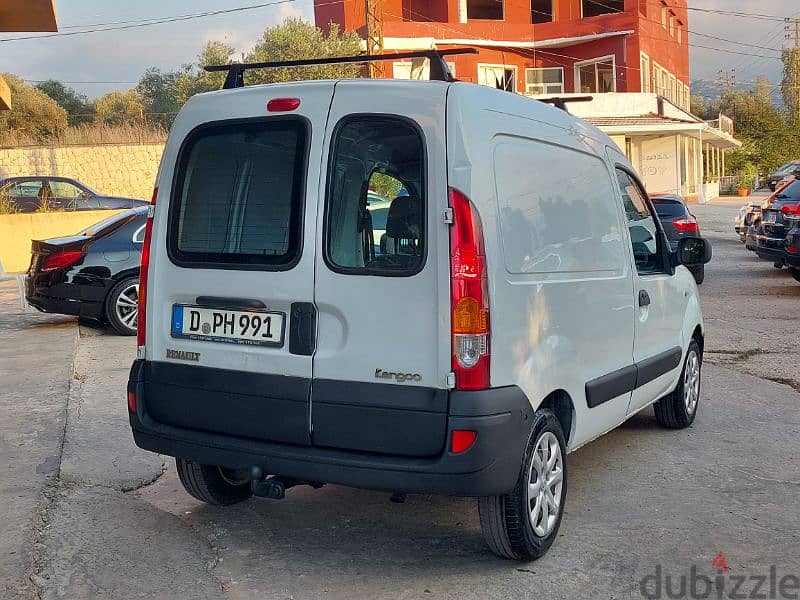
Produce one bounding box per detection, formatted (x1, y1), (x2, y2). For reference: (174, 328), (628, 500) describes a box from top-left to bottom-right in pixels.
(574, 55), (617, 93)
(669, 73), (677, 102)
(660, 2), (668, 28)
(524, 67), (564, 94)
(478, 63), (518, 92)
(640, 52), (651, 93)
(669, 13), (676, 37)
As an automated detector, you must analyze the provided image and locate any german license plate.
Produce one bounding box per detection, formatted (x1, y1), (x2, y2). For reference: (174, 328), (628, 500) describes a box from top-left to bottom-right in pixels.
(171, 305), (285, 347)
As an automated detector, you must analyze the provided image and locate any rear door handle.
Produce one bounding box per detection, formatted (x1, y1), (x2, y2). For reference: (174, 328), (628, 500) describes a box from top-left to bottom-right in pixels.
(638, 290), (651, 307)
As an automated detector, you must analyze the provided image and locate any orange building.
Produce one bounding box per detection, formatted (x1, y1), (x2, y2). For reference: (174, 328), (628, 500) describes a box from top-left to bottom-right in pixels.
(315, 0), (691, 109)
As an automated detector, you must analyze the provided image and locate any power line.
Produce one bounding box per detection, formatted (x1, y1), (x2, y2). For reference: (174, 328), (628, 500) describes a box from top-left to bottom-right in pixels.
(0, 0), (298, 43)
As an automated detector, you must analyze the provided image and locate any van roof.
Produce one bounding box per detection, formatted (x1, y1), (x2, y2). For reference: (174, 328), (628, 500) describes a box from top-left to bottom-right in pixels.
(188, 78), (616, 150)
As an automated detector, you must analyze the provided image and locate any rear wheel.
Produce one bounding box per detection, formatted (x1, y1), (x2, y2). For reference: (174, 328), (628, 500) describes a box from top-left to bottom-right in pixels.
(176, 458), (252, 506)
(478, 409), (567, 561)
(654, 340), (701, 429)
(105, 276), (139, 336)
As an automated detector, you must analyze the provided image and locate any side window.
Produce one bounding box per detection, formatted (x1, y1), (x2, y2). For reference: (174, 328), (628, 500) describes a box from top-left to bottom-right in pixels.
(616, 168), (661, 274)
(7, 180), (43, 197)
(326, 117), (425, 275)
(50, 181), (85, 199)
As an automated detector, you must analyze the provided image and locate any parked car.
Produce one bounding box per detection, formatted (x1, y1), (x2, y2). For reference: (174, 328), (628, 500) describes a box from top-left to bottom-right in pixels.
(0, 176), (148, 212)
(127, 67), (710, 562)
(740, 178), (796, 251)
(784, 214), (800, 283)
(734, 202), (761, 242)
(26, 207), (146, 335)
(650, 194), (706, 284)
(754, 180), (800, 267)
(766, 160), (800, 191)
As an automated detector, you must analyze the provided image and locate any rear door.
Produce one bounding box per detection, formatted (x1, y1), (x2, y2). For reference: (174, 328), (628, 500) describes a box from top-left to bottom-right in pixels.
(311, 81), (451, 457)
(146, 83), (335, 446)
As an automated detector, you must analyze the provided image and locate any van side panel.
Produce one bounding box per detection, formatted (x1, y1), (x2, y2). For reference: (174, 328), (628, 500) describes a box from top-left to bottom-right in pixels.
(446, 84), (636, 449)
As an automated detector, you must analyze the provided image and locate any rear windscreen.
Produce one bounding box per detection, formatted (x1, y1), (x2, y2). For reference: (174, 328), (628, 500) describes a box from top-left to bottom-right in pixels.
(169, 119), (307, 269)
(652, 200), (686, 218)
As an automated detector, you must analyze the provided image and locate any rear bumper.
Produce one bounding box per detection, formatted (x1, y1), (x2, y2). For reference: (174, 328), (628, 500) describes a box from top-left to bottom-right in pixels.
(754, 241), (785, 263)
(128, 360), (532, 497)
(26, 290), (105, 319)
(25, 274), (108, 319)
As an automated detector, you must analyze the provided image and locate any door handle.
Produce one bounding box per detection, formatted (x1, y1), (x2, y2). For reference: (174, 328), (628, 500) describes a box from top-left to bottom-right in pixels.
(638, 290), (651, 307)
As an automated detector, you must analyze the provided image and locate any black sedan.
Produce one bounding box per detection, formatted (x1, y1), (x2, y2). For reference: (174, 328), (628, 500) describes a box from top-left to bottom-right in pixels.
(0, 176), (148, 212)
(651, 194), (706, 284)
(26, 207), (146, 335)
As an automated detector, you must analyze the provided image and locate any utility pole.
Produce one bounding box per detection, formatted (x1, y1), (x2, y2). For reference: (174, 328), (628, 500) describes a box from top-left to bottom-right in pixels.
(784, 18), (800, 125)
(365, 0), (384, 78)
(717, 69), (735, 91)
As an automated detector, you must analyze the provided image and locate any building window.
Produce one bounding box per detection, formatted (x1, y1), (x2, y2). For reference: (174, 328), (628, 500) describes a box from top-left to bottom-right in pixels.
(467, 0), (503, 20)
(669, 13), (676, 36)
(640, 53), (651, 93)
(677, 22), (683, 44)
(531, 0), (553, 23)
(392, 60), (455, 80)
(478, 64), (517, 92)
(669, 74), (677, 103)
(576, 57), (616, 93)
(660, 2), (668, 28)
(581, 0), (623, 17)
(525, 67), (564, 94)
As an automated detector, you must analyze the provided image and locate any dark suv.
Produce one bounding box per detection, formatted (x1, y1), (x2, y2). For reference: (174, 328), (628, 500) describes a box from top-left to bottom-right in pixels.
(754, 180), (800, 267)
(651, 194), (706, 284)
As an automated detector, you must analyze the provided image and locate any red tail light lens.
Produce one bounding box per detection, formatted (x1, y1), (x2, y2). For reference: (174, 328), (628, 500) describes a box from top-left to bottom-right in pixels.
(673, 216), (699, 233)
(267, 98), (301, 112)
(41, 250), (85, 272)
(127, 390), (136, 413)
(449, 187), (490, 390)
(780, 203), (800, 215)
(137, 187), (157, 350)
(451, 430), (477, 454)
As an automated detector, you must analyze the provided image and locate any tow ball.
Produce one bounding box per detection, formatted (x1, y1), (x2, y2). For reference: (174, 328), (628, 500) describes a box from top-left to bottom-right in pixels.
(249, 468), (324, 500)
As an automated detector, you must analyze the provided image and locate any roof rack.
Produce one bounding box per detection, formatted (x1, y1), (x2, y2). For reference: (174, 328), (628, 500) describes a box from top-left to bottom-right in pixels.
(537, 96), (594, 112)
(205, 48), (479, 90)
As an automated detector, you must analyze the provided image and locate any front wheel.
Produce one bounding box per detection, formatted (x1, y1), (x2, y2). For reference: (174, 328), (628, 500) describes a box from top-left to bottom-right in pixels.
(654, 340), (701, 429)
(478, 409), (567, 561)
(105, 276), (139, 336)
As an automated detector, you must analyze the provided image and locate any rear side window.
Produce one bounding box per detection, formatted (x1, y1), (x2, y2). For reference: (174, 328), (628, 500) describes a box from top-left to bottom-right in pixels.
(169, 119), (307, 269)
(326, 116), (425, 275)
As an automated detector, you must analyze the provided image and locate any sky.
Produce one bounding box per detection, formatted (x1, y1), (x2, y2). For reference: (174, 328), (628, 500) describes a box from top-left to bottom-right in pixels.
(0, 0), (797, 99)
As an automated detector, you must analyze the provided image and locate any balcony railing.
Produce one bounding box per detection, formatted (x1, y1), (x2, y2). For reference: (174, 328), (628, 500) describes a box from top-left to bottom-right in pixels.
(705, 114), (735, 137)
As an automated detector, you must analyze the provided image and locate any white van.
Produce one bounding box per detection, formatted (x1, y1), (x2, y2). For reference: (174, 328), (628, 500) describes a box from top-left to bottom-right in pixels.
(128, 54), (711, 561)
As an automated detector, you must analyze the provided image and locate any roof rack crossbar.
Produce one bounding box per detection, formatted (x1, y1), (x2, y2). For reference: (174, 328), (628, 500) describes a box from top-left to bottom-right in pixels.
(537, 95), (594, 113)
(205, 48), (479, 89)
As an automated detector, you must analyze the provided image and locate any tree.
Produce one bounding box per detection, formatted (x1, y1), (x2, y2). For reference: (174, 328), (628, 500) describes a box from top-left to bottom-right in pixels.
(172, 41), (237, 105)
(136, 67), (181, 128)
(782, 47), (800, 127)
(244, 18), (362, 85)
(0, 73), (67, 141)
(94, 89), (144, 126)
(35, 80), (94, 125)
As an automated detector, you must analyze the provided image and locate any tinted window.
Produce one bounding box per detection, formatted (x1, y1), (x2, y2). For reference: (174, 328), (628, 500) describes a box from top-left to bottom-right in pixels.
(3, 180), (42, 197)
(617, 169), (662, 274)
(651, 198), (686, 218)
(50, 181), (85, 199)
(327, 117), (425, 274)
(170, 119), (307, 268)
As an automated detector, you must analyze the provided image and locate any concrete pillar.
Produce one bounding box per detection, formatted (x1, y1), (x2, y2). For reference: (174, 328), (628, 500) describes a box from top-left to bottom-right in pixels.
(722, 150), (726, 177)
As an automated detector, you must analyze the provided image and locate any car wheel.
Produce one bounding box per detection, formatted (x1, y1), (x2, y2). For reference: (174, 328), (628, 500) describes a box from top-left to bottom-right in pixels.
(690, 264), (705, 285)
(478, 409), (567, 561)
(790, 268), (800, 283)
(176, 458), (253, 506)
(105, 276), (139, 336)
(654, 340), (702, 429)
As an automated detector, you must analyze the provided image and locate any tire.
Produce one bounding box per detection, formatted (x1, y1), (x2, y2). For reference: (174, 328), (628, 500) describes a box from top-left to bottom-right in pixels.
(478, 409), (567, 561)
(105, 276), (139, 336)
(654, 340), (702, 429)
(176, 458), (252, 506)
(790, 268), (800, 283)
(690, 264), (705, 285)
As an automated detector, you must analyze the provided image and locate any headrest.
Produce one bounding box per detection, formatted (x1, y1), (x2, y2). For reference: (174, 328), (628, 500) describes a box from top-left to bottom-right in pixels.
(386, 195), (421, 239)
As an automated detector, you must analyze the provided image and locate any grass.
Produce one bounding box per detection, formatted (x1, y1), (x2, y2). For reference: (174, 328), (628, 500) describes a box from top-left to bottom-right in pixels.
(0, 197), (19, 214)
(708, 348), (767, 361)
(0, 122), (168, 148)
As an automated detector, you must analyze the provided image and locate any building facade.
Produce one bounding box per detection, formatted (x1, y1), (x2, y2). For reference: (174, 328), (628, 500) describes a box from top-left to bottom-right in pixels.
(314, 0), (740, 199)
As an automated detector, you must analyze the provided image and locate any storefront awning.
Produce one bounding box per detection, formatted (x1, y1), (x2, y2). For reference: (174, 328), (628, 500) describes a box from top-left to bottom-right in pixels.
(585, 115), (741, 150)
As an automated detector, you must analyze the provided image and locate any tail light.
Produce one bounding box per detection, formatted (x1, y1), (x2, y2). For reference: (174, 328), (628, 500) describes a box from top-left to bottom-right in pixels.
(137, 187), (157, 352)
(780, 203), (800, 215)
(673, 216), (699, 234)
(40, 249), (85, 272)
(449, 187), (490, 390)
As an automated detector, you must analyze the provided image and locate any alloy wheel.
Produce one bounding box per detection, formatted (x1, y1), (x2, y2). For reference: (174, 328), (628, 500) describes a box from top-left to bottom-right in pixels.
(526, 431), (564, 537)
(115, 282), (139, 332)
(683, 349), (700, 416)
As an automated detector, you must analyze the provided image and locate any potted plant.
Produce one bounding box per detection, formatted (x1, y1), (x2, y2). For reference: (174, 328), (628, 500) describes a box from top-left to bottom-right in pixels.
(737, 163), (757, 197)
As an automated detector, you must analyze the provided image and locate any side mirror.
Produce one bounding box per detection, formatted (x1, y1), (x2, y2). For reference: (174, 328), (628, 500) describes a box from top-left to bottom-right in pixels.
(675, 237), (712, 267)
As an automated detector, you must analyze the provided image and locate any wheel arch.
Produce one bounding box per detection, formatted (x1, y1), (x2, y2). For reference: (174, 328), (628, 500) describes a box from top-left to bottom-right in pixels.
(538, 389), (575, 446)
